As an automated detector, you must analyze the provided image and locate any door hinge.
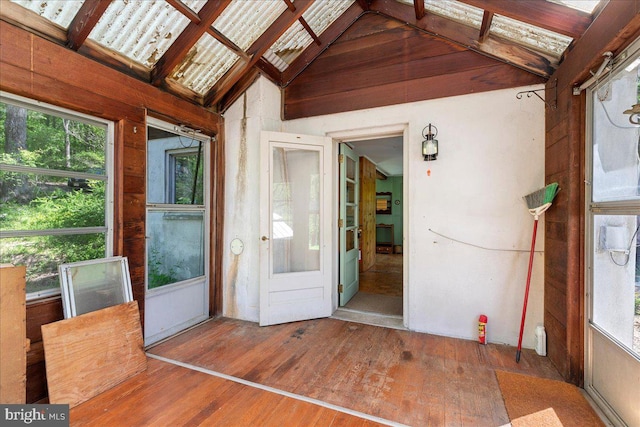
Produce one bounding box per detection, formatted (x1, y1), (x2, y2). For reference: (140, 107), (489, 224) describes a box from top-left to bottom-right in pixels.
(338, 284), (344, 293)
(338, 218), (343, 228)
(339, 154), (344, 163)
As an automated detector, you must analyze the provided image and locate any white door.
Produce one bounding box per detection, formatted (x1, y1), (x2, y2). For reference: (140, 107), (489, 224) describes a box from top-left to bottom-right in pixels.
(259, 131), (332, 326)
(339, 143), (359, 306)
(144, 118), (210, 345)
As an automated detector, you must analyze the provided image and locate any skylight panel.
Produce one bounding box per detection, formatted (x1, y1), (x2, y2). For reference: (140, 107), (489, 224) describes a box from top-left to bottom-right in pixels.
(490, 14), (573, 57)
(213, 0), (287, 52)
(10, 0), (84, 29)
(88, 0), (192, 69)
(169, 33), (240, 96)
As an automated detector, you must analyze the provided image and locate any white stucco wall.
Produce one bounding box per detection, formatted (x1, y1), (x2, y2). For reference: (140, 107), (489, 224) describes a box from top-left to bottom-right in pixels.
(223, 76), (546, 348)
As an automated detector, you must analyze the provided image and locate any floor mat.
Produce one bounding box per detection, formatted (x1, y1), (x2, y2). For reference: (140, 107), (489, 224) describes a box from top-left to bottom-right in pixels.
(495, 370), (604, 427)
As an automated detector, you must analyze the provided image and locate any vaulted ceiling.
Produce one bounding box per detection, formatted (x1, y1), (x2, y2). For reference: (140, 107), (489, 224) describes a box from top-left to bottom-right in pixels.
(1, 0), (602, 115)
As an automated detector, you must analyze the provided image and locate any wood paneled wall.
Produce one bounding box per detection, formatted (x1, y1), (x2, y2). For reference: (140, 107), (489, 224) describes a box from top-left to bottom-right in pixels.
(284, 12), (545, 120)
(0, 21), (223, 402)
(544, 2), (640, 385)
(359, 157), (377, 272)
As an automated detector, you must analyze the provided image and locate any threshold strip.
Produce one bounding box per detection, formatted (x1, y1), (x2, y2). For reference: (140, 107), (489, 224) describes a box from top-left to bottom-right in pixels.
(147, 353), (409, 427)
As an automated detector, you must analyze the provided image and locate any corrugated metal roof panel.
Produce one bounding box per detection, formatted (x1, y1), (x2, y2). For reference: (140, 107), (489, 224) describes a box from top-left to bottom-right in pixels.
(548, 0), (600, 13)
(88, 0), (194, 69)
(266, 0), (355, 70)
(182, 0), (207, 14)
(422, 0), (484, 29)
(269, 21), (312, 69)
(10, 0), (84, 29)
(304, 0), (354, 36)
(169, 33), (240, 95)
(213, 0), (287, 52)
(491, 14), (572, 57)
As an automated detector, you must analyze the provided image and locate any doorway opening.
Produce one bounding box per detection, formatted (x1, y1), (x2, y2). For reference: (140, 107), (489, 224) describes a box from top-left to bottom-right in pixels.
(335, 135), (404, 329)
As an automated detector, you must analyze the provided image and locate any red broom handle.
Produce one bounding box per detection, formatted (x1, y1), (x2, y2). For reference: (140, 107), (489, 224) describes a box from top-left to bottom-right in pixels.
(516, 218), (538, 361)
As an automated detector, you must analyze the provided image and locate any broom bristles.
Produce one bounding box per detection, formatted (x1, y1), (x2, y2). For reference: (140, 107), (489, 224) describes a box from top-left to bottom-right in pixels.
(524, 182), (559, 210)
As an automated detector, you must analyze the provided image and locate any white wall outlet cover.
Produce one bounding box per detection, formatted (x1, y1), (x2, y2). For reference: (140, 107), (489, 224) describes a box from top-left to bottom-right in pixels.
(230, 238), (244, 255)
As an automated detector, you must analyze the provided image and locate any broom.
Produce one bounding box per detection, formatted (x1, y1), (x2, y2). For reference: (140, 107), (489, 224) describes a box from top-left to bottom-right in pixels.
(516, 182), (559, 363)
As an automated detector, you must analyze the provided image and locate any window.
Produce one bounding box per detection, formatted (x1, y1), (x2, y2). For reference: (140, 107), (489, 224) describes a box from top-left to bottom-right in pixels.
(0, 93), (113, 300)
(588, 41), (640, 357)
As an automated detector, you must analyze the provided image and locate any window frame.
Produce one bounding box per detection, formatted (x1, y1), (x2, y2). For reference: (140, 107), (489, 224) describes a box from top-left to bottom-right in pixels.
(0, 91), (115, 301)
(585, 38), (640, 357)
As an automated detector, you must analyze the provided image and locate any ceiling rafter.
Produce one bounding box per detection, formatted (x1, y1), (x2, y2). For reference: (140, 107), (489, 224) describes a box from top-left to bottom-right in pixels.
(369, 0), (555, 77)
(414, 0), (425, 21)
(166, 0), (201, 24)
(479, 10), (494, 43)
(282, 1), (365, 85)
(151, 0), (231, 87)
(206, 26), (250, 61)
(299, 17), (322, 46)
(204, 0), (315, 107)
(356, 0), (371, 12)
(459, 0), (592, 38)
(66, 0), (112, 51)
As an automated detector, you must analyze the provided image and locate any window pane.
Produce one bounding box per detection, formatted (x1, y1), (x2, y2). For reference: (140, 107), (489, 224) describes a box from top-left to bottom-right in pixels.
(147, 210), (205, 289)
(0, 102), (106, 174)
(0, 173), (105, 230)
(592, 63), (640, 202)
(592, 215), (640, 357)
(272, 147), (320, 274)
(147, 127), (204, 205)
(0, 233), (107, 295)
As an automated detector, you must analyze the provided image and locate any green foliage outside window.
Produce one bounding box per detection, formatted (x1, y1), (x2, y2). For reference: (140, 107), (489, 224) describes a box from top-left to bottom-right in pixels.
(0, 101), (108, 295)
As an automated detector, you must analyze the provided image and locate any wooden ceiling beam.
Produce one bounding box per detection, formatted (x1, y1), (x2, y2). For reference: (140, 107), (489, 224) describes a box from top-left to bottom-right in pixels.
(206, 26), (250, 61)
(356, 0), (370, 12)
(459, 0), (592, 38)
(204, 0), (315, 107)
(166, 0), (202, 24)
(151, 0), (231, 86)
(299, 17), (322, 46)
(479, 10), (493, 43)
(370, 0), (555, 77)
(414, 0), (425, 21)
(66, 0), (112, 50)
(282, 2), (364, 84)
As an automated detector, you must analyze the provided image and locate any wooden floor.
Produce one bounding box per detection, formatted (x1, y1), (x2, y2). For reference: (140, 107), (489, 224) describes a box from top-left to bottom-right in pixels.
(70, 316), (565, 426)
(360, 253), (403, 297)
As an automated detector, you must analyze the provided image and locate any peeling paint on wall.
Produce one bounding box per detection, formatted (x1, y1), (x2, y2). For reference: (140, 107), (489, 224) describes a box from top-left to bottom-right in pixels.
(224, 92), (249, 319)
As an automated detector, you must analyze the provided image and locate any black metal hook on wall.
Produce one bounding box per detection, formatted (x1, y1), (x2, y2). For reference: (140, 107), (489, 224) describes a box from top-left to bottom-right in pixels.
(516, 81), (557, 110)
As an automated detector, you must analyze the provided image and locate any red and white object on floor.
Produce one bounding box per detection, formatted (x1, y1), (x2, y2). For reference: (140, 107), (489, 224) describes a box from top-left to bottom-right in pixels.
(478, 314), (488, 345)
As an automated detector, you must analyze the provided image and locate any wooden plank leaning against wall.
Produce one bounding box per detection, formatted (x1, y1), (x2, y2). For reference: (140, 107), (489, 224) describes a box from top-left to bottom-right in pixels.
(0, 21), (225, 403)
(544, 1), (640, 385)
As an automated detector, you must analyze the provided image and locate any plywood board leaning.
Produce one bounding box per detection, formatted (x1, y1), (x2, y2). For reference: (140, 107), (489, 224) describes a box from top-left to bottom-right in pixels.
(42, 301), (147, 408)
(0, 264), (27, 403)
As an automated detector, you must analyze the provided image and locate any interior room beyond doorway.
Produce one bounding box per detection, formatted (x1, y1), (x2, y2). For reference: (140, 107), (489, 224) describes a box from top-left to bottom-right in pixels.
(336, 135), (404, 327)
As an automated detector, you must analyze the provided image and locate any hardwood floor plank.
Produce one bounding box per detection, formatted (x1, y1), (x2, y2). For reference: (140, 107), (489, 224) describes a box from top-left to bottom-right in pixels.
(143, 317), (565, 427)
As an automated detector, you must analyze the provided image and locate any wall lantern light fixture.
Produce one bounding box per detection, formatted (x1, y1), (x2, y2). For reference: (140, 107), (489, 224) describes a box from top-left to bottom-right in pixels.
(422, 123), (439, 161)
(623, 103), (640, 125)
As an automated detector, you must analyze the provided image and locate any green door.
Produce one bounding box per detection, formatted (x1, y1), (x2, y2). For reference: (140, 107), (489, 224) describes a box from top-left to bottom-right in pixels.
(340, 143), (359, 306)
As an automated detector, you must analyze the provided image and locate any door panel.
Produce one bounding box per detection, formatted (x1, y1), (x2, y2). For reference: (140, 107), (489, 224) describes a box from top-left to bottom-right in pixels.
(340, 144), (359, 306)
(144, 119), (210, 345)
(259, 131), (332, 326)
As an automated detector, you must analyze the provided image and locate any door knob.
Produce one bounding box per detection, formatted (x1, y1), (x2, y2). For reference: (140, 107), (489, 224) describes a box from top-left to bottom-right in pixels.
(261, 236), (269, 241)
